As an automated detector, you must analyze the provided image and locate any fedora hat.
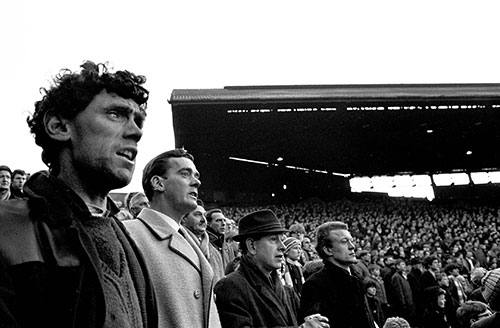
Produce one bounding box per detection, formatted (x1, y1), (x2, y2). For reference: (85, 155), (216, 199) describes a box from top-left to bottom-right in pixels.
(233, 209), (288, 242)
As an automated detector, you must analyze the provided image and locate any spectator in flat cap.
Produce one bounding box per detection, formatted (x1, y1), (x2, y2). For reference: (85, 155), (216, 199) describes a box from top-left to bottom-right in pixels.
(282, 237), (305, 296)
(300, 221), (376, 328)
(0, 165), (12, 201)
(214, 209), (329, 328)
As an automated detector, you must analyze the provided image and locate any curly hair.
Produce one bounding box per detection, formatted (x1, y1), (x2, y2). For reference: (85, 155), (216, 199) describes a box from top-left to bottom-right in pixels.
(27, 61), (149, 172)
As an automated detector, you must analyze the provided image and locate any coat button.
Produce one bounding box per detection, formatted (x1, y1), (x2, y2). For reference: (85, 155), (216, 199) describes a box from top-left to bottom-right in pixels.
(194, 290), (201, 299)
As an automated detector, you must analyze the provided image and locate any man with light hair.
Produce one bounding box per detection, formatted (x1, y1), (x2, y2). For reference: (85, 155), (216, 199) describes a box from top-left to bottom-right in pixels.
(300, 221), (376, 328)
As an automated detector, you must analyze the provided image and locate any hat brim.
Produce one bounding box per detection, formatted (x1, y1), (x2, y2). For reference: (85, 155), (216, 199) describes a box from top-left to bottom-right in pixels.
(233, 228), (289, 242)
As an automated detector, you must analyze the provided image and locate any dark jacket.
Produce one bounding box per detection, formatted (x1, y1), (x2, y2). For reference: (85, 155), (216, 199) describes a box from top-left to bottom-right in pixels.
(471, 313), (500, 328)
(422, 307), (451, 328)
(0, 171), (157, 328)
(389, 271), (415, 322)
(214, 255), (299, 328)
(300, 260), (376, 328)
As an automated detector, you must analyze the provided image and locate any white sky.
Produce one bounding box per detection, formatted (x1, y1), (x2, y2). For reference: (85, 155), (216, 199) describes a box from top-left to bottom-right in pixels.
(2, 1), (500, 193)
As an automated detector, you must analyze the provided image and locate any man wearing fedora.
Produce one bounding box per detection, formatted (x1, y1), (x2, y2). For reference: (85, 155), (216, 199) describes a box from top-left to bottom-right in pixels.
(214, 209), (329, 328)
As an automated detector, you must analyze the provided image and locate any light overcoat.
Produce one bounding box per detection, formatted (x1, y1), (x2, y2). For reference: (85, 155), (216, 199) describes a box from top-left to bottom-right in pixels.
(124, 208), (221, 328)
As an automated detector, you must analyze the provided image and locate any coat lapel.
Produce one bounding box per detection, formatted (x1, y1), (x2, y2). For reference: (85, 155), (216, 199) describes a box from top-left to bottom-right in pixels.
(137, 209), (201, 272)
(241, 257), (291, 323)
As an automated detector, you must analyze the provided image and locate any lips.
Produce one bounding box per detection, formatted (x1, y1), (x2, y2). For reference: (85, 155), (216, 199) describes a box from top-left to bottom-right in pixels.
(117, 147), (137, 161)
(188, 191), (198, 199)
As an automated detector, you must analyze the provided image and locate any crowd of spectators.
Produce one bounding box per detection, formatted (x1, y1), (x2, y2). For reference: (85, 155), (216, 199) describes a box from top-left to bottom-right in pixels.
(222, 198), (500, 272)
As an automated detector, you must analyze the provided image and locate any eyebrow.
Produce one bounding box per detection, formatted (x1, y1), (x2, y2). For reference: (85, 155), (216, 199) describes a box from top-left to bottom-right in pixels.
(179, 167), (200, 179)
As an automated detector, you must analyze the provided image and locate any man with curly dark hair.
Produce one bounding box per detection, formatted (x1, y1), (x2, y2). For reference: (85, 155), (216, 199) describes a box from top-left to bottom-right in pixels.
(0, 61), (157, 327)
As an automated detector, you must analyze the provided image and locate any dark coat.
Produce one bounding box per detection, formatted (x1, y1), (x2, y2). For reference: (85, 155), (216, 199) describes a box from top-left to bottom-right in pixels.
(389, 271), (415, 322)
(0, 172), (157, 328)
(422, 307), (451, 328)
(214, 255), (299, 328)
(471, 313), (500, 328)
(421, 270), (439, 290)
(300, 260), (376, 328)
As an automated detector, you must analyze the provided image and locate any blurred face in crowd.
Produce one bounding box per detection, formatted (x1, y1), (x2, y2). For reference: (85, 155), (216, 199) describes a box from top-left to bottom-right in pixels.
(291, 231), (304, 241)
(286, 245), (302, 261)
(439, 275), (449, 287)
(396, 261), (406, 273)
(0, 170), (10, 191)
(249, 233), (286, 274)
(325, 229), (357, 270)
(302, 237), (313, 252)
(431, 259), (441, 271)
(183, 205), (207, 237)
(209, 212), (226, 235)
(11, 173), (26, 190)
(437, 294), (446, 308)
(361, 252), (371, 264)
(130, 193), (150, 218)
(367, 286), (377, 297)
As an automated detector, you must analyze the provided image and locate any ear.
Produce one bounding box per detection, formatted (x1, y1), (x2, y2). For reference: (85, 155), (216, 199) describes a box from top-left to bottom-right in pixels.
(45, 113), (71, 141)
(246, 238), (257, 255)
(150, 175), (165, 192)
(323, 245), (333, 257)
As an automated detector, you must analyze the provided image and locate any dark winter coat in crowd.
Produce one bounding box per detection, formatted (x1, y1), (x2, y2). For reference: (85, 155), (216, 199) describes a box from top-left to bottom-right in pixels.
(0, 172), (157, 328)
(469, 287), (488, 303)
(422, 307), (451, 328)
(366, 295), (385, 327)
(389, 271), (415, 323)
(214, 255), (299, 328)
(407, 267), (424, 326)
(421, 270), (439, 290)
(300, 260), (376, 328)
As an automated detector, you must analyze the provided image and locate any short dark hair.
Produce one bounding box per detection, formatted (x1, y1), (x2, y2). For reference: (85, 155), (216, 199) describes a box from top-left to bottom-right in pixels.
(11, 169), (26, 179)
(205, 208), (223, 223)
(142, 149), (194, 200)
(27, 61), (149, 173)
(456, 301), (490, 327)
(423, 255), (439, 269)
(315, 221), (348, 260)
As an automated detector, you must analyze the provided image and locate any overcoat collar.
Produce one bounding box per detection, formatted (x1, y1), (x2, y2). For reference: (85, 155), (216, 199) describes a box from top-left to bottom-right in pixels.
(239, 255), (297, 326)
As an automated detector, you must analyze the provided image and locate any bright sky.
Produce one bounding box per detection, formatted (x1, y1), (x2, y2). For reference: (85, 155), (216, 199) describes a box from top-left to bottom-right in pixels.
(2, 1), (500, 193)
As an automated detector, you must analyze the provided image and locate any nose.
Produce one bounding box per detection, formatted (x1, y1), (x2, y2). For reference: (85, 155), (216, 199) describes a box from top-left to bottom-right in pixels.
(126, 117), (143, 142)
(278, 239), (285, 251)
(192, 175), (201, 188)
